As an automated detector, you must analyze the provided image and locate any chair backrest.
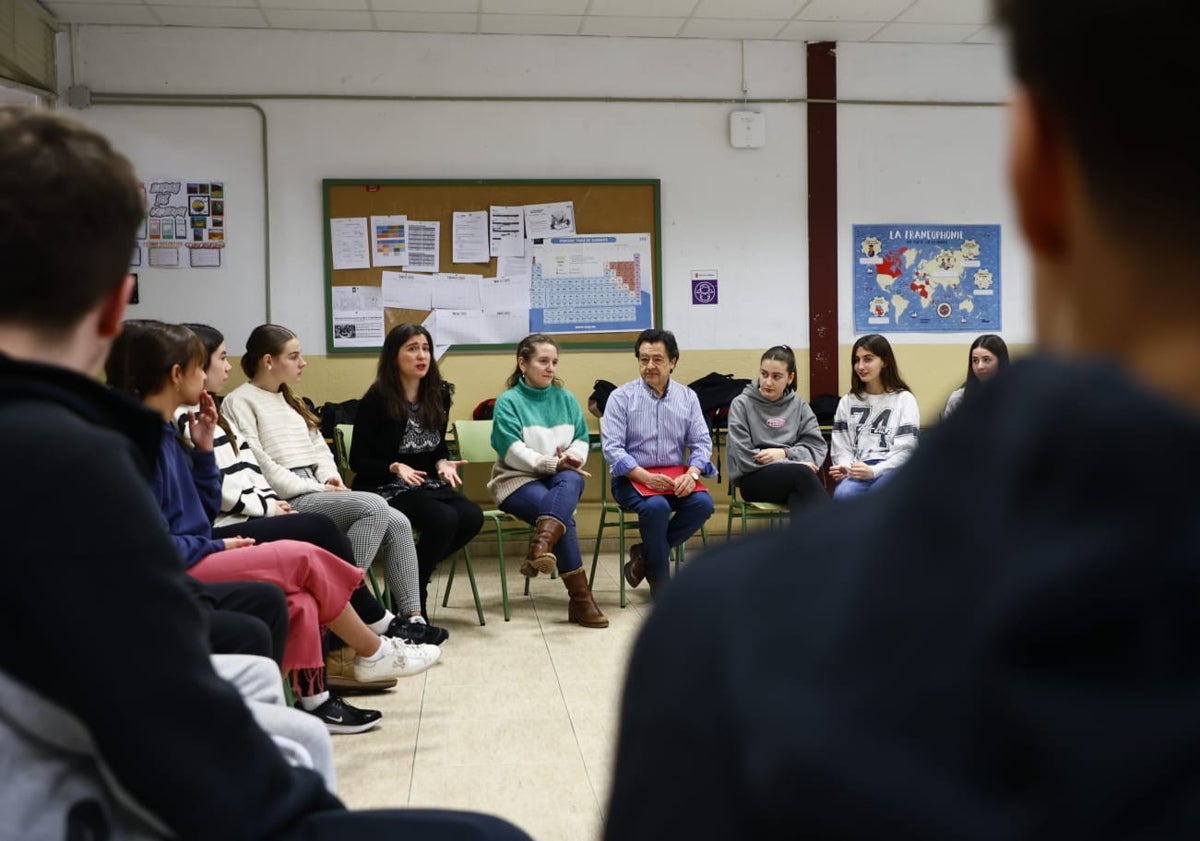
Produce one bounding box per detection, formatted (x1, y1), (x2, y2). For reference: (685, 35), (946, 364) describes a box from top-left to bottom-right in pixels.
(452, 419), (496, 463)
(334, 423), (354, 481)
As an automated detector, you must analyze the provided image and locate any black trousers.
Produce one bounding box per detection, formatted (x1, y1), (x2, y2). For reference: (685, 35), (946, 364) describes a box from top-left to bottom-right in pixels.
(193, 579), (290, 667)
(737, 461), (829, 513)
(386, 491), (484, 616)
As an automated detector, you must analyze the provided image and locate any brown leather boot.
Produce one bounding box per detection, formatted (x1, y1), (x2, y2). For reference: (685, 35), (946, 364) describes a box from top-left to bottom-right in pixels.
(623, 542), (645, 588)
(520, 515), (565, 577)
(561, 567), (609, 628)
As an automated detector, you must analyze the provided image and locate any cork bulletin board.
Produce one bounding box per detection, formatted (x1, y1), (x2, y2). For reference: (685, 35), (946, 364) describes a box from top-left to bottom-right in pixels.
(322, 179), (662, 354)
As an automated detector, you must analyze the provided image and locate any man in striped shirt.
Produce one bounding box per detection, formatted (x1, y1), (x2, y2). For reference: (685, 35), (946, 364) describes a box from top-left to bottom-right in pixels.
(601, 329), (715, 599)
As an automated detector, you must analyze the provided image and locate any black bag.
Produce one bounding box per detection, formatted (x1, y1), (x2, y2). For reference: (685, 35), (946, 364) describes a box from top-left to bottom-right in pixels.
(809, 393), (840, 428)
(687, 372), (752, 483)
(319, 398), (360, 441)
(587, 379), (618, 418)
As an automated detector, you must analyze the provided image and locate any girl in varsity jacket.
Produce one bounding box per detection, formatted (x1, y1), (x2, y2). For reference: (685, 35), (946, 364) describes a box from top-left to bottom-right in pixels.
(830, 334), (920, 500)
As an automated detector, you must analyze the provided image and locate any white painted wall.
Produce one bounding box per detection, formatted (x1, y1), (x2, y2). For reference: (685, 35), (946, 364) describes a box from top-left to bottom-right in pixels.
(58, 27), (1025, 354)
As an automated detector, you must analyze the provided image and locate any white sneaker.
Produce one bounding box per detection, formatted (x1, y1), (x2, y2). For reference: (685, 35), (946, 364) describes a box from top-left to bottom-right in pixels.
(354, 636), (441, 681)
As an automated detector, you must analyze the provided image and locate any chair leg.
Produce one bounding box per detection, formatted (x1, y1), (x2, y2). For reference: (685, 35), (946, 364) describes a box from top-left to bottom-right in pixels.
(461, 546), (485, 627)
(589, 516), (607, 588)
(497, 537), (511, 622)
(616, 518), (627, 609)
(442, 554), (457, 607)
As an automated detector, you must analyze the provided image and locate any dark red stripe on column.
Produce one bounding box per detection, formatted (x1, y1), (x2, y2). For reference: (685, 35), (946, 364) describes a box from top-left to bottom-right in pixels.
(807, 41), (839, 399)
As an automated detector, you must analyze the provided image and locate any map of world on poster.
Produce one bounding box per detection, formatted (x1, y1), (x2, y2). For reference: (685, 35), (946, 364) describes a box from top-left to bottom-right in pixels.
(852, 224), (1000, 333)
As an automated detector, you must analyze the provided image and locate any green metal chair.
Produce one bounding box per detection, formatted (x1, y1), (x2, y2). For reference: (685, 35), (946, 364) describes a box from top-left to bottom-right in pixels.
(442, 419), (534, 622)
(588, 455), (706, 608)
(334, 423), (485, 626)
(725, 482), (788, 538)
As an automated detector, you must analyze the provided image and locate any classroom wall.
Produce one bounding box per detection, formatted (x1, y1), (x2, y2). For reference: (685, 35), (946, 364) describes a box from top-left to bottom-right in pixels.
(59, 26), (1024, 429)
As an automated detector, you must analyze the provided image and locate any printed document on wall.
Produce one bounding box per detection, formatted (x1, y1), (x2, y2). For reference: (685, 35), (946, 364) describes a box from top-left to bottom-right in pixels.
(432, 273), (483, 310)
(530, 233), (653, 334)
(370, 214), (408, 267)
(452, 211), (489, 263)
(490, 205), (525, 257)
(524, 202), (575, 240)
(330, 217), (370, 270)
(332, 285), (384, 348)
(406, 220), (440, 273)
(497, 241), (533, 282)
(382, 271), (432, 310)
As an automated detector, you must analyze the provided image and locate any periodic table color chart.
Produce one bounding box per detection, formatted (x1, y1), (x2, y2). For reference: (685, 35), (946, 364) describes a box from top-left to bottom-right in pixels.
(322, 179), (662, 355)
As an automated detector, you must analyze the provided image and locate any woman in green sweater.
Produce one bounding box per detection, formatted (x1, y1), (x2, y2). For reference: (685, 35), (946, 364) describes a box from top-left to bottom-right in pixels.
(487, 334), (607, 628)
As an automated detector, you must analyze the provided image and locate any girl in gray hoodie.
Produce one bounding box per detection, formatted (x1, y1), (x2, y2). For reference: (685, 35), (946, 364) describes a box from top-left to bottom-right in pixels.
(725, 345), (829, 512)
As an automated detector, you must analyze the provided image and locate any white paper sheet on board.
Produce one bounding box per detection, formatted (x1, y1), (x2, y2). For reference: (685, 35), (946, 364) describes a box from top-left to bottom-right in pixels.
(452, 211), (489, 263)
(330, 217), (370, 270)
(382, 271), (433, 310)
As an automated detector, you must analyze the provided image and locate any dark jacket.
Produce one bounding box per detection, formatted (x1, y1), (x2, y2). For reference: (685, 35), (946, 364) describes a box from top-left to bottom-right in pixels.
(0, 353), (341, 839)
(607, 357), (1200, 840)
(349, 384), (450, 490)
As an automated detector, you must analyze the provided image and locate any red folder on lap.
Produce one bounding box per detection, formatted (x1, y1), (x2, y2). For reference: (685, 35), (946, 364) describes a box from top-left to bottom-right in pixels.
(630, 465), (708, 497)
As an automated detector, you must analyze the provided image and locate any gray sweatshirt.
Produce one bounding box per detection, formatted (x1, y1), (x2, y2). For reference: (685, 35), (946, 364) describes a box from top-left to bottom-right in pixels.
(725, 382), (828, 485)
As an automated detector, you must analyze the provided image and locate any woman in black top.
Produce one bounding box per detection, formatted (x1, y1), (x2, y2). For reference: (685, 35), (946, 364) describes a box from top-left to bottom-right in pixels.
(351, 323), (484, 619)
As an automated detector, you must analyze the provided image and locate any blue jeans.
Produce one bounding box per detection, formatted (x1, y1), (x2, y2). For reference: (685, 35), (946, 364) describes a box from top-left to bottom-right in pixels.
(499, 472), (585, 573)
(832, 462), (895, 501)
(611, 477), (715, 582)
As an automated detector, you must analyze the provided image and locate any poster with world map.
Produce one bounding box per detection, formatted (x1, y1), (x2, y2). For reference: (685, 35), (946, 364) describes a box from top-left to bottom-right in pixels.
(852, 224), (1000, 333)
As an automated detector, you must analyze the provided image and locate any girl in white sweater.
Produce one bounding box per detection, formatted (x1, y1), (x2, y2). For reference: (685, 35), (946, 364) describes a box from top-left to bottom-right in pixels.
(829, 334), (920, 500)
(221, 324), (447, 647)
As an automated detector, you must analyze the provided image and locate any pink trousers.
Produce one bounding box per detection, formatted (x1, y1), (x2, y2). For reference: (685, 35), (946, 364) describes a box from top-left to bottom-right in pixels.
(189, 539), (364, 671)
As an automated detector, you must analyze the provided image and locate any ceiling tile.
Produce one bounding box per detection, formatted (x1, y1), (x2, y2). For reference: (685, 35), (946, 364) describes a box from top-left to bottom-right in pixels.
(258, 0), (367, 10)
(154, 4), (267, 25)
(481, 0), (586, 13)
(798, 0), (910, 22)
(871, 22), (983, 43)
(43, 2), (161, 24)
(587, 0), (697, 16)
(899, 0), (991, 25)
(480, 13), (581, 34)
(368, 0), (475, 10)
(693, 0), (802, 19)
(372, 10), (477, 31)
(581, 15), (684, 37)
(776, 19), (883, 41)
(261, 7), (371, 28)
(679, 17), (784, 38)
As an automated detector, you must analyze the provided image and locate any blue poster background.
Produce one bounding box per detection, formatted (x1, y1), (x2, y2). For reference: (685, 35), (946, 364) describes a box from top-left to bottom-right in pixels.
(852, 224), (1001, 333)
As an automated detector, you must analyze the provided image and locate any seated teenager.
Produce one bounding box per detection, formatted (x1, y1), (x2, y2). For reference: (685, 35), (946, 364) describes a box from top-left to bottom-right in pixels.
(221, 323), (448, 646)
(179, 322), (405, 690)
(105, 319), (441, 734)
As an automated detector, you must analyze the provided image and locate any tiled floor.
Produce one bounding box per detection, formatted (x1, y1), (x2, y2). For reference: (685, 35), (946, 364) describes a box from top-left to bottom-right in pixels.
(332, 549), (657, 841)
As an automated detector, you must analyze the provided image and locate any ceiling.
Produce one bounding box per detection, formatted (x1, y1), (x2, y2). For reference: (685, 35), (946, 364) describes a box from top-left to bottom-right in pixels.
(37, 0), (1000, 44)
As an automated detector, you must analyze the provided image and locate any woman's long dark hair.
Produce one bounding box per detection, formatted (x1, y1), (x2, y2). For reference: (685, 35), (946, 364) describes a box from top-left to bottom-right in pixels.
(242, 323), (320, 431)
(962, 334), (1010, 396)
(105, 319), (205, 400)
(849, 334), (911, 397)
(372, 323), (450, 431)
(182, 322), (238, 446)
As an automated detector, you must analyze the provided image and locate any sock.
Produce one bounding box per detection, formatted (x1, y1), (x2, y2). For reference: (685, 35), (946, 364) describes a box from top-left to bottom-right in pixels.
(368, 610), (395, 634)
(360, 639), (386, 661)
(408, 614), (427, 625)
(298, 691), (330, 711)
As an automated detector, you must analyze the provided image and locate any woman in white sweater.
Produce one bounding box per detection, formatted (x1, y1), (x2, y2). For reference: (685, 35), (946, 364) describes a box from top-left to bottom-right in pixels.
(222, 324), (447, 647)
(829, 334), (920, 501)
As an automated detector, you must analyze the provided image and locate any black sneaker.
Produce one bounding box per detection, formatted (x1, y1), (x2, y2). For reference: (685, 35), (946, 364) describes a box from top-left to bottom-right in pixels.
(302, 694), (382, 735)
(386, 615), (449, 646)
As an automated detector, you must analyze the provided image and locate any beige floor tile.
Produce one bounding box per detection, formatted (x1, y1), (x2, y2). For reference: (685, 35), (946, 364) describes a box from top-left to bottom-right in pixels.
(408, 760), (602, 841)
(324, 550), (645, 840)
